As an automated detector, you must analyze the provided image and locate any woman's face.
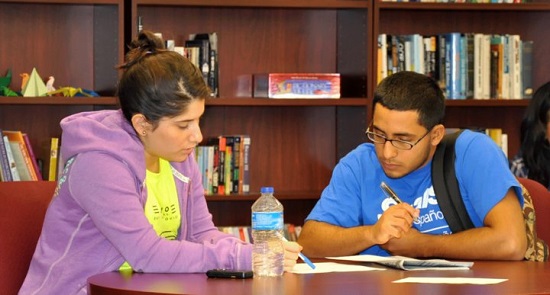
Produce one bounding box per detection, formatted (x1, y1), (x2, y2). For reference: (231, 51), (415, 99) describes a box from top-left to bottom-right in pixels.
(143, 99), (205, 164)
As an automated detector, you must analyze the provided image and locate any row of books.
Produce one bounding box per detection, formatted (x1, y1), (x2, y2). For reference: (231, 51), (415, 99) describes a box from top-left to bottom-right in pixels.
(377, 33), (532, 100)
(0, 129), (58, 181)
(218, 223), (302, 243)
(0, 129), (60, 182)
(154, 30), (219, 97)
(0, 130), (41, 181)
(195, 135), (251, 195)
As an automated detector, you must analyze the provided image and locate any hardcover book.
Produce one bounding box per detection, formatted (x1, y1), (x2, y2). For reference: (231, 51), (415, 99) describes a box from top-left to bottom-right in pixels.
(0, 132), (13, 181)
(49, 137), (59, 181)
(3, 135), (20, 181)
(521, 40), (533, 99)
(23, 133), (42, 180)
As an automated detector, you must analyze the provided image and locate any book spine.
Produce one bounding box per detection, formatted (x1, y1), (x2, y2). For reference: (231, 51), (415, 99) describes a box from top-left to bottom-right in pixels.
(23, 133), (42, 180)
(465, 33), (475, 99)
(224, 144), (232, 195)
(510, 35), (522, 99)
(396, 35), (406, 72)
(489, 42), (500, 98)
(501, 35), (510, 98)
(437, 34), (447, 94)
(481, 35), (492, 99)
(217, 136), (226, 195)
(231, 136), (241, 194)
(521, 40), (533, 99)
(490, 35), (504, 99)
(425, 36), (437, 79)
(378, 33), (388, 83)
(208, 32), (218, 97)
(0, 133), (13, 181)
(49, 137), (59, 181)
(206, 145), (214, 195)
(445, 33), (462, 99)
(201, 146), (208, 193)
(20, 140), (38, 181)
(390, 35), (399, 75)
(211, 141), (219, 195)
(241, 135), (251, 194)
(3, 135), (20, 181)
(459, 33), (467, 99)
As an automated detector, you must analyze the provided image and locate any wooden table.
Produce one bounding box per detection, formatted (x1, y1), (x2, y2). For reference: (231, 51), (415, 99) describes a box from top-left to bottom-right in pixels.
(88, 260), (550, 295)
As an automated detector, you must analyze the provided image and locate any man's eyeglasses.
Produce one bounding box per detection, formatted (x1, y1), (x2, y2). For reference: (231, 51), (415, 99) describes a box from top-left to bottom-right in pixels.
(365, 127), (431, 150)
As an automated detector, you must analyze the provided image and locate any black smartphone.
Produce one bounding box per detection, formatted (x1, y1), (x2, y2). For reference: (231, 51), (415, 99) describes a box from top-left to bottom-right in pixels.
(206, 269), (254, 279)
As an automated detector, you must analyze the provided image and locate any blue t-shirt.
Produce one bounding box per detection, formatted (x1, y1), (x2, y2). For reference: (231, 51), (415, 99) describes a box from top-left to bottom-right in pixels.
(306, 130), (522, 256)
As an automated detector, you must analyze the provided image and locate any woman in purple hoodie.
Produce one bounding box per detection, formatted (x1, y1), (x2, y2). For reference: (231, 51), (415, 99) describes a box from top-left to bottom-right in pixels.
(20, 31), (301, 295)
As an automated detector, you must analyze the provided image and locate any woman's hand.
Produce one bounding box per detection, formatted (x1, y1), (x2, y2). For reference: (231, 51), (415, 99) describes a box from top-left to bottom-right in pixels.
(282, 241), (303, 271)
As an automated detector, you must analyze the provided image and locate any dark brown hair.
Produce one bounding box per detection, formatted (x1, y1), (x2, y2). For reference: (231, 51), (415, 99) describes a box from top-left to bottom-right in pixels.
(373, 71), (445, 131)
(520, 81), (550, 187)
(116, 30), (211, 129)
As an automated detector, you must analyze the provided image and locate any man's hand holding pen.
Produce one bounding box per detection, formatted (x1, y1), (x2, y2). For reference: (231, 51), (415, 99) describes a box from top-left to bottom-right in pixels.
(371, 182), (420, 244)
(372, 203), (419, 244)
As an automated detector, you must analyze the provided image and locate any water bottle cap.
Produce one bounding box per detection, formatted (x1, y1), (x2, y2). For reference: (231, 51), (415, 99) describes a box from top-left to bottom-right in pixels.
(260, 187), (274, 193)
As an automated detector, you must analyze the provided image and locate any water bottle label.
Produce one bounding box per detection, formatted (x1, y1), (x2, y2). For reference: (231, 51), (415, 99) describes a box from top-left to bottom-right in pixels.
(251, 212), (283, 230)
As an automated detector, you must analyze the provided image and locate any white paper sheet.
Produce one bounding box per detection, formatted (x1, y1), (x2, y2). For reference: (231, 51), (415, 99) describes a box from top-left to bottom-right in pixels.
(393, 277), (507, 285)
(289, 262), (383, 274)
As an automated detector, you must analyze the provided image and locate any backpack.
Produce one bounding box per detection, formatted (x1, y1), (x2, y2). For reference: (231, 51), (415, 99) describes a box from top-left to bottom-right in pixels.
(432, 130), (549, 262)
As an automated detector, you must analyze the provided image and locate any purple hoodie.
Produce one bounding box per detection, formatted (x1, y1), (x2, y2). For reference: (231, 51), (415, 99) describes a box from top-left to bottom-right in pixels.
(19, 110), (252, 295)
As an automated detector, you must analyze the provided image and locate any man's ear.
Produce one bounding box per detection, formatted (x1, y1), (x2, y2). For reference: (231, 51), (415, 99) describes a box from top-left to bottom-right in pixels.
(430, 124), (446, 146)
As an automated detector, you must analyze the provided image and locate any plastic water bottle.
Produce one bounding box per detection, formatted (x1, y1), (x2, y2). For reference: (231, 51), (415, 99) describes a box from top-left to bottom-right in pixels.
(251, 186), (284, 277)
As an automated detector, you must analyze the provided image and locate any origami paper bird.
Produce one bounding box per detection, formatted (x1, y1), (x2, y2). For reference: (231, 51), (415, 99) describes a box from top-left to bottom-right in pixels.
(0, 69), (11, 88)
(1, 86), (19, 96)
(47, 87), (94, 97)
(20, 73), (29, 91)
(46, 76), (56, 92)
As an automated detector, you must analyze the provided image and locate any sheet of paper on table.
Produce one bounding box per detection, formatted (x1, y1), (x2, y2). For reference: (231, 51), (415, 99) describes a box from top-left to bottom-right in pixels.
(394, 277), (508, 285)
(289, 262), (383, 274)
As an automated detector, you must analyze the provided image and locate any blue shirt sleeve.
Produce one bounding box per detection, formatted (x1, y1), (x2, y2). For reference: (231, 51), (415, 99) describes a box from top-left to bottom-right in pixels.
(455, 131), (522, 226)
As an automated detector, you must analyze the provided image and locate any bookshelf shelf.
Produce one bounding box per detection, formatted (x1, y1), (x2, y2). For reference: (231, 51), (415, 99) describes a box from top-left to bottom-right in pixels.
(377, 2), (550, 11)
(206, 98), (368, 107)
(134, 0), (369, 9)
(444, 99), (530, 107)
(206, 191), (322, 202)
(0, 97), (118, 106)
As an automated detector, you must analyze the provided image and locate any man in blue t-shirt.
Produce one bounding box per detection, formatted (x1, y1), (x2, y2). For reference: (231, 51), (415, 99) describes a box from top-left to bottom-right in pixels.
(298, 71), (527, 260)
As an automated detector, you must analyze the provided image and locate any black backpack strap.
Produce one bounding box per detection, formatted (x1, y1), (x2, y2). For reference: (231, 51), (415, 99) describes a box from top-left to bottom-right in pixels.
(432, 129), (474, 233)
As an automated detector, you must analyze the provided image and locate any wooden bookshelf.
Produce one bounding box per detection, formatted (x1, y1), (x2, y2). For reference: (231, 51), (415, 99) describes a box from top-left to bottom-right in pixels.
(0, 0), (123, 178)
(373, 1), (550, 158)
(3, 0), (547, 228)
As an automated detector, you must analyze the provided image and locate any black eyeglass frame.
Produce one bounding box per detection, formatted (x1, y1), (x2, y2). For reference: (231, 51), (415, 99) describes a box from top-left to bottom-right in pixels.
(365, 126), (432, 150)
